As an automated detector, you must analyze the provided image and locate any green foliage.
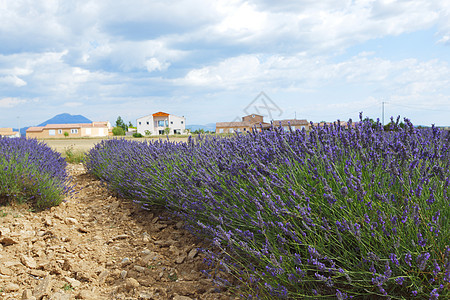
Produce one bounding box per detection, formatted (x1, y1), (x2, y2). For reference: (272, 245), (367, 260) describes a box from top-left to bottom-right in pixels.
(64, 131), (69, 137)
(115, 116), (128, 132)
(132, 132), (144, 138)
(112, 126), (125, 136)
(63, 146), (85, 164)
(164, 127), (170, 135)
(144, 130), (151, 136)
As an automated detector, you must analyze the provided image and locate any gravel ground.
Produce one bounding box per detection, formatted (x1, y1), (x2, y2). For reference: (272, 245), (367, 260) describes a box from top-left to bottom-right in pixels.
(0, 164), (238, 300)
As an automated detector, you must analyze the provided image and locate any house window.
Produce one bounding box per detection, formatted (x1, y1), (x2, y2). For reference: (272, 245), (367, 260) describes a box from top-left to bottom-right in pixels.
(181, 121), (184, 124)
(158, 120), (164, 127)
(71, 129), (78, 134)
(58, 129), (63, 134)
(219, 129), (224, 133)
(147, 122), (149, 125)
(170, 121), (173, 124)
(165, 120), (168, 126)
(139, 122), (141, 125)
(49, 130), (55, 136)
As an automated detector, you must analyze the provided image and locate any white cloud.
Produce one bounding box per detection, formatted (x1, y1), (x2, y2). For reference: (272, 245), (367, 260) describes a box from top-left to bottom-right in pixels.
(63, 102), (83, 107)
(0, 97), (27, 108)
(0, 75), (27, 87)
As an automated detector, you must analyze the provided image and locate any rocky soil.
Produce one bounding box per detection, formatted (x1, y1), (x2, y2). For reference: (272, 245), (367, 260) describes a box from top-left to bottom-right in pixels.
(0, 164), (238, 300)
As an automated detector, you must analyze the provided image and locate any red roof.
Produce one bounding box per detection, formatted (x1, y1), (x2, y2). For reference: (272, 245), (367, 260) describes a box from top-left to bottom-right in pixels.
(152, 112), (169, 117)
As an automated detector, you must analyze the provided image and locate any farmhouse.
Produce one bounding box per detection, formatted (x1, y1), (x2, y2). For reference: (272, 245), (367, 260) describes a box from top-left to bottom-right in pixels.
(216, 114), (309, 133)
(26, 122), (111, 138)
(136, 112), (186, 135)
(0, 128), (20, 138)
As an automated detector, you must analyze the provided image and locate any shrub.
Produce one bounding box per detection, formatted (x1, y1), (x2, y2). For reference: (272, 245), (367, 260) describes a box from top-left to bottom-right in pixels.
(85, 117), (449, 299)
(63, 146), (85, 164)
(112, 126), (125, 136)
(0, 137), (73, 209)
(132, 132), (144, 138)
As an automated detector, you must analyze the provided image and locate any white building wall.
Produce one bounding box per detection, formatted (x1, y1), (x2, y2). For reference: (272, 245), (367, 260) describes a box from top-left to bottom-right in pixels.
(137, 113), (186, 135)
(137, 115), (155, 135)
(168, 115), (186, 134)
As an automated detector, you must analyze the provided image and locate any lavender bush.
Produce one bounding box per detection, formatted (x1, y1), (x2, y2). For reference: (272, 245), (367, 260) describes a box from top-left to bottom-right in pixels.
(85, 116), (449, 299)
(0, 137), (73, 209)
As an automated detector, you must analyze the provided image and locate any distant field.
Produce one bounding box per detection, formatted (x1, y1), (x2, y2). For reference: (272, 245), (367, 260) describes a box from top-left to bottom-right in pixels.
(40, 136), (190, 153)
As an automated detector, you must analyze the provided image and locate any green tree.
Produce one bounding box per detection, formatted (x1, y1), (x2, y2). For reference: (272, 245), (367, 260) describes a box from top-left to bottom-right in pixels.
(63, 132), (69, 137)
(115, 116), (128, 132)
(112, 126), (125, 136)
(164, 127), (170, 135)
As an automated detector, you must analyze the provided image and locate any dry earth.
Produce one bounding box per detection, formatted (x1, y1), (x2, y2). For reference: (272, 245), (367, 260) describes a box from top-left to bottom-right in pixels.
(0, 164), (238, 300)
(40, 137), (190, 154)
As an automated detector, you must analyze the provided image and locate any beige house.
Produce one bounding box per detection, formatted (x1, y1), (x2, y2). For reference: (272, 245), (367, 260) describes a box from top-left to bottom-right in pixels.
(26, 122), (111, 139)
(216, 114), (309, 133)
(216, 114), (270, 133)
(264, 119), (309, 131)
(0, 128), (20, 138)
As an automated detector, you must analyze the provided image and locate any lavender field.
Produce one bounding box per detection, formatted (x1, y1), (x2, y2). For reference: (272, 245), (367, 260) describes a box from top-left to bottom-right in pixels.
(85, 116), (449, 299)
(0, 137), (73, 209)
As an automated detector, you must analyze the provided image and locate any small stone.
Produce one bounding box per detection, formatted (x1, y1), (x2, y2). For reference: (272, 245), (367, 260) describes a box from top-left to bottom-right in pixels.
(121, 257), (131, 266)
(98, 270), (109, 283)
(33, 275), (52, 299)
(44, 216), (53, 226)
(187, 248), (198, 260)
(22, 289), (33, 300)
(4, 282), (20, 292)
(133, 265), (146, 272)
(141, 249), (151, 255)
(0, 236), (18, 245)
(64, 276), (82, 288)
(0, 266), (13, 276)
(0, 227), (11, 235)
(65, 217), (78, 225)
(21, 254), (37, 269)
(120, 270), (127, 279)
(175, 255), (186, 264)
(173, 296), (193, 300)
(125, 277), (140, 289)
(49, 291), (71, 300)
(76, 290), (99, 299)
(112, 234), (128, 240)
(175, 221), (184, 229)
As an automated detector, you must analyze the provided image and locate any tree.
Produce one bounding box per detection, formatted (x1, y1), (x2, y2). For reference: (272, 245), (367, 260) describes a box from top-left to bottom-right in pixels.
(115, 116), (128, 132)
(164, 127), (170, 135)
(128, 121), (133, 128)
(64, 132), (69, 138)
(112, 126), (125, 136)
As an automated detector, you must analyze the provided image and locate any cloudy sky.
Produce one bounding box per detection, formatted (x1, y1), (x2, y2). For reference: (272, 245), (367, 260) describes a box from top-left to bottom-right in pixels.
(1, 0), (450, 129)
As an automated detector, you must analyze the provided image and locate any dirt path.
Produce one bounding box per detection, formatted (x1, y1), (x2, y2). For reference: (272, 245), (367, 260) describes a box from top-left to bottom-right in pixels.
(0, 164), (237, 300)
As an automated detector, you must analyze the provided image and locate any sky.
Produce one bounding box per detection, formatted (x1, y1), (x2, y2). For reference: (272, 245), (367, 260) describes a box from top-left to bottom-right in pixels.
(1, 0), (450, 129)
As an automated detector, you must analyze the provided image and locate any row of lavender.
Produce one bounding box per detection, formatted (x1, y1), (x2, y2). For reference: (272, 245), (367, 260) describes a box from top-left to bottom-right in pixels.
(0, 137), (72, 209)
(85, 117), (449, 299)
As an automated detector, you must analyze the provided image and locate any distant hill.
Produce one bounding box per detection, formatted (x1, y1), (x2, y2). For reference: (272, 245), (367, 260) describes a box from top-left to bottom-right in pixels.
(186, 123), (216, 132)
(38, 113), (92, 126)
